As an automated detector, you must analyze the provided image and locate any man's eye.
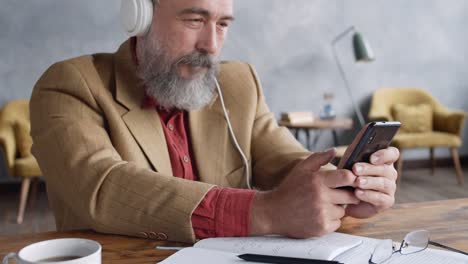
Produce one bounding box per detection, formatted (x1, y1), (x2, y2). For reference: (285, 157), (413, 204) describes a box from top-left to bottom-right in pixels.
(217, 21), (230, 30)
(184, 18), (204, 27)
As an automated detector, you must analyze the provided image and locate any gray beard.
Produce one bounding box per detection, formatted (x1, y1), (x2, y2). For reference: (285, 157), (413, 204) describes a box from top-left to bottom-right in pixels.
(137, 38), (219, 111)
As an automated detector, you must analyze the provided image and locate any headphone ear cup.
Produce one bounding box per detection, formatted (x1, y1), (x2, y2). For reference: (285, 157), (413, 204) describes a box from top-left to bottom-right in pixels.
(120, 0), (153, 36)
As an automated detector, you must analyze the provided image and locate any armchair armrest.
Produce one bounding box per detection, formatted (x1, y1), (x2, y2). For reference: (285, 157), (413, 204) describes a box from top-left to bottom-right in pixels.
(368, 104), (392, 122)
(433, 109), (466, 136)
(0, 124), (15, 174)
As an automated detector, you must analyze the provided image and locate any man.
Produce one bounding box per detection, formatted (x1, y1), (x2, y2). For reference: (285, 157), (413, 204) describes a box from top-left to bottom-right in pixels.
(30, 0), (399, 243)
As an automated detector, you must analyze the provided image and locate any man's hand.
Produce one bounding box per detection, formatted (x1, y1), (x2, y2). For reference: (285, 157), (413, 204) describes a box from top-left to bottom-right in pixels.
(345, 147), (400, 219)
(250, 149), (360, 238)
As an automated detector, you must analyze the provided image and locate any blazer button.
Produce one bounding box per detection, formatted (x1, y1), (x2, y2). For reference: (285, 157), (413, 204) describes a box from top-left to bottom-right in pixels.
(157, 233), (168, 241)
(149, 232), (158, 239)
(138, 232), (149, 239)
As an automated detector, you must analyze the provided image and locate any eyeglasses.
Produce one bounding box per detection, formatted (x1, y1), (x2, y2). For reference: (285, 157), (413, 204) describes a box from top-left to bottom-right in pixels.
(368, 230), (468, 264)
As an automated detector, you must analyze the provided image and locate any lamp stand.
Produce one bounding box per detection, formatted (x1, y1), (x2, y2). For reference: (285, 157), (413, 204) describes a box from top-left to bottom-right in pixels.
(332, 26), (366, 128)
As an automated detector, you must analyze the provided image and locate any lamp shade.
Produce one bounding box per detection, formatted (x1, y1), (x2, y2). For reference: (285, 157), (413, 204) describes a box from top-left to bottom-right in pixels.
(353, 32), (375, 62)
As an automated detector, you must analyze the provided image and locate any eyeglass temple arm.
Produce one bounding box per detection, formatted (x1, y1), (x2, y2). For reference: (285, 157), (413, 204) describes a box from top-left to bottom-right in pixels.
(429, 241), (468, 256)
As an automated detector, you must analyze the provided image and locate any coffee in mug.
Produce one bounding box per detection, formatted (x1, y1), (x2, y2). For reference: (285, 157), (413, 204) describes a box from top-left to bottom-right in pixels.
(36, 256), (82, 262)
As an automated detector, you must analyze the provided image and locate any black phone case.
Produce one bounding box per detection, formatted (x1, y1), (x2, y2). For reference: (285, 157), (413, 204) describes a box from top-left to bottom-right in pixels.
(339, 121), (401, 170)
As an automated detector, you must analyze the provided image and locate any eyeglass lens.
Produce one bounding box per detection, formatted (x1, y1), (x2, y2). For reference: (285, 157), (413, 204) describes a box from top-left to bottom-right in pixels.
(371, 239), (394, 263)
(371, 230), (430, 263)
(401, 230), (430, 254)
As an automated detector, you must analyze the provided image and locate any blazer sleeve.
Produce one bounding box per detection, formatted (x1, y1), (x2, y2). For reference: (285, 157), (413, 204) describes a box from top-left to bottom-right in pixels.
(30, 61), (213, 243)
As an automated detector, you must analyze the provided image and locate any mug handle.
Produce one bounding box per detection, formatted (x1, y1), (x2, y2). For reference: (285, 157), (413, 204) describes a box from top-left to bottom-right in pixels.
(2, 253), (19, 264)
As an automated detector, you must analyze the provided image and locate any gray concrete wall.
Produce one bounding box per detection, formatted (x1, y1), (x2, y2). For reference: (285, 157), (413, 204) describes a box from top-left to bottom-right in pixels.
(1, 0), (467, 181)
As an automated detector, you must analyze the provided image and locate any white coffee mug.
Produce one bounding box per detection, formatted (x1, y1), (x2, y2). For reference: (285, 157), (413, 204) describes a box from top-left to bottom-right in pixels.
(2, 238), (101, 264)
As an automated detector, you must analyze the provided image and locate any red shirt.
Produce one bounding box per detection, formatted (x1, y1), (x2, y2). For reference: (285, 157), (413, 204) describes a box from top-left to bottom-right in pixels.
(141, 74), (256, 239)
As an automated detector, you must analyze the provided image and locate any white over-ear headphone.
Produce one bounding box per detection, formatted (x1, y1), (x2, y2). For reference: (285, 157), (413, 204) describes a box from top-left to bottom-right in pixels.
(120, 0), (154, 36)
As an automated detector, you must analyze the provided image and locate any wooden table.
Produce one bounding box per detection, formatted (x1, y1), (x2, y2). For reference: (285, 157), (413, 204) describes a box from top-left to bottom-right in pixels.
(1, 198), (467, 263)
(279, 117), (353, 150)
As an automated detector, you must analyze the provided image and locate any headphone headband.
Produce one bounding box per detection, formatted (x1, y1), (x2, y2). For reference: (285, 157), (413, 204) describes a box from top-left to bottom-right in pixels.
(120, 0), (153, 36)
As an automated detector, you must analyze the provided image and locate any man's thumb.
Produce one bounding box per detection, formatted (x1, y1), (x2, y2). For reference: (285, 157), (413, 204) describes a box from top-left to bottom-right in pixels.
(303, 148), (336, 171)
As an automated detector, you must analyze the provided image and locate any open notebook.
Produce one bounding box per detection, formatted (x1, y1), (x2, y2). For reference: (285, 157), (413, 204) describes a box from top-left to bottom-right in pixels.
(158, 232), (468, 264)
(159, 232), (363, 263)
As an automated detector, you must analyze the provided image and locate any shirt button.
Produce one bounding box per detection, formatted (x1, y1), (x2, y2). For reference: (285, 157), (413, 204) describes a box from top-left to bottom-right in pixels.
(168, 124), (174, 131)
(183, 156), (189, 163)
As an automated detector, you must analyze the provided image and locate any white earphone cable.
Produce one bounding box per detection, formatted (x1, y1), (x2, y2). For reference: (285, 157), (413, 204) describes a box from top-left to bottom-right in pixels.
(214, 79), (252, 190)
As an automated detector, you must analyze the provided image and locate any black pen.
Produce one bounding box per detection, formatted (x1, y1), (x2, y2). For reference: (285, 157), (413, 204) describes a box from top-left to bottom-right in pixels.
(238, 254), (343, 264)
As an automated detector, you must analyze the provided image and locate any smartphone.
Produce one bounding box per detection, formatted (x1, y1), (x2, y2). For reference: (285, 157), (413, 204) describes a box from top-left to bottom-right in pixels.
(338, 121), (401, 170)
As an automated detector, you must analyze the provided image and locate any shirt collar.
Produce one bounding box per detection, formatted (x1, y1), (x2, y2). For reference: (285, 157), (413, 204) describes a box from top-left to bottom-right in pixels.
(141, 94), (158, 109)
(141, 93), (175, 113)
(142, 92), (181, 114)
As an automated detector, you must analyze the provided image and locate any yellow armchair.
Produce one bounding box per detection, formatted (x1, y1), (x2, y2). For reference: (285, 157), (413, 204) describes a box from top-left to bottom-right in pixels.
(0, 99), (42, 223)
(369, 88), (465, 185)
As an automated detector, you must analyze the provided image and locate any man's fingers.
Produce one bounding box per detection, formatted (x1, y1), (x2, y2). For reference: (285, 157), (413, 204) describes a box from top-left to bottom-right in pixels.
(355, 176), (396, 195)
(302, 148), (336, 171)
(370, 147), (400, 165)
(353, 163), (398, 181)
(315, 212), (343, 237)
(321, 169), (357, 188)
(328, 188), (360, 205)
(355, 188), (394, 212)
(345, 202), (377, 219)
(326, 219), (342, 234)
(329, 205), (347, 220)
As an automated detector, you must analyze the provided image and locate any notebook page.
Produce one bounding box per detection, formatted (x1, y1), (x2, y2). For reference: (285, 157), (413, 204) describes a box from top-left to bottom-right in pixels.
(194, 232), (363, 260)
(383, 250), (468, 264)
(333, 236), (381, 264)
(158, 247), (260, 264)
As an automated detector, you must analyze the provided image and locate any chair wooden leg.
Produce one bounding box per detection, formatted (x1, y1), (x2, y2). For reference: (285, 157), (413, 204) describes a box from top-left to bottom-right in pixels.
(430, 147), (435, 175)
(17, 178), (31, 224)
(450, 148), (465, 186)
(396, 154), (404, 186)
(29, 178), (40, 210)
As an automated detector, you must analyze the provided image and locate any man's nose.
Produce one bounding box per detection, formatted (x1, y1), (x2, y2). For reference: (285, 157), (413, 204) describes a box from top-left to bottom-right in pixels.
(196, 23), (218, 55)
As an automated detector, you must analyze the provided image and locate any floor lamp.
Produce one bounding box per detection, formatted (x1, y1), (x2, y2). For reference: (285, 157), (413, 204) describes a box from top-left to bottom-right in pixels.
(332, 26), (375, 127)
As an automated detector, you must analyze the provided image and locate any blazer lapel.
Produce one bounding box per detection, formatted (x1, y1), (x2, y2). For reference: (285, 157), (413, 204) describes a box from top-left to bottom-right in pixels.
(114, 39), (173, 176)
(189, 67), (246, 187)
(123, 109), (173, 176)
(189, 97), (230, 185)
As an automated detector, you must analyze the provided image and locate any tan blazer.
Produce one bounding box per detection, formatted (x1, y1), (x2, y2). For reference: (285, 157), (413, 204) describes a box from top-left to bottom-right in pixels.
(30, 40), (309, 243)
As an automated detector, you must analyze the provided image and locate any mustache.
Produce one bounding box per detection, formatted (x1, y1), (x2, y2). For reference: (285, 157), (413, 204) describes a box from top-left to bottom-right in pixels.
(175, 51), (216, 69)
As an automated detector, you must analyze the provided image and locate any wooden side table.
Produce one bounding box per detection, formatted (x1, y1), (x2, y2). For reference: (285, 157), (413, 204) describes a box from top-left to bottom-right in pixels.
(278, 117), (353, 150)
